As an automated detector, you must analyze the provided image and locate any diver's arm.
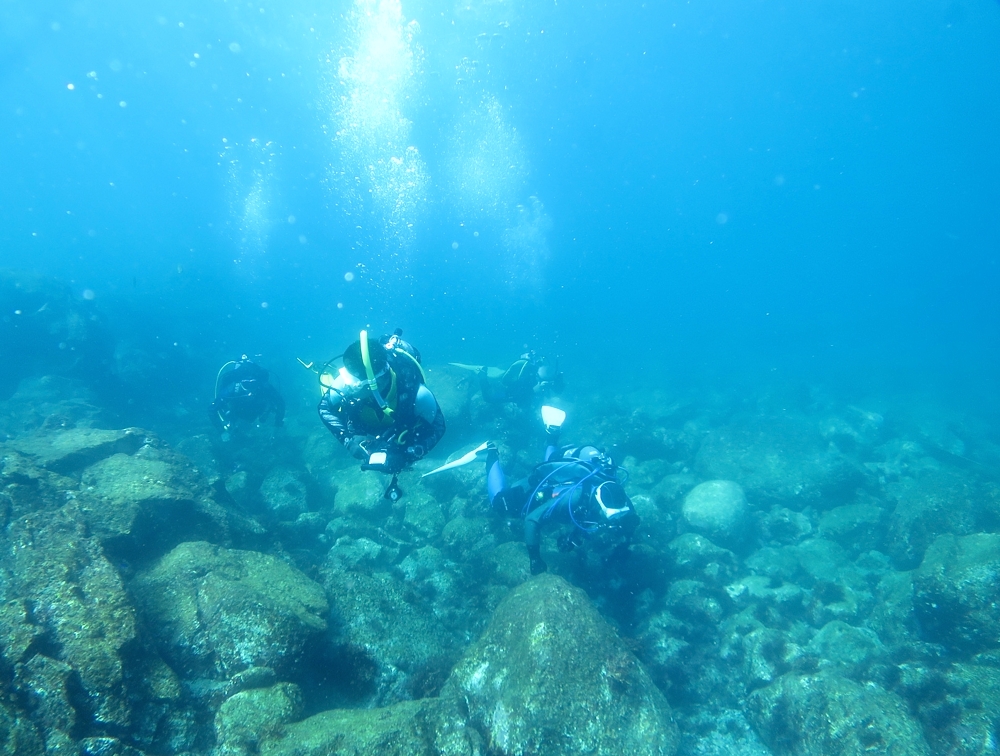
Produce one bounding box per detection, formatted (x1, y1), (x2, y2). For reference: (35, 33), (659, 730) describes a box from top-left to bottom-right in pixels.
(544, 428), (561, 461)
(318, 390), (366, 456)
(209, 401), (225, 431)
(404, 385), (446, 459)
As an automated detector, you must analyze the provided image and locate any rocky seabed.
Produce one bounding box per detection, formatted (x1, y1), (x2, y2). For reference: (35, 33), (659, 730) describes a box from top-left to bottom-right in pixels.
(1, 368), (999, 756)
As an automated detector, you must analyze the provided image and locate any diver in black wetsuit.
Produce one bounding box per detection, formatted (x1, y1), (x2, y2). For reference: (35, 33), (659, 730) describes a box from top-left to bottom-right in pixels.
(484, 406), (639, 575)
(209, 356), (285, 437)
(318, 329), (445, 487)
(479, 351), (564, 406)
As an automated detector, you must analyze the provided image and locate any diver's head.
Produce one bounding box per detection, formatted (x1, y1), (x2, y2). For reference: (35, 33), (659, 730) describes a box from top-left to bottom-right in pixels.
(574, 445), (612, 467)
(343, 333), (392, 393)
(593, 481), (632, 521)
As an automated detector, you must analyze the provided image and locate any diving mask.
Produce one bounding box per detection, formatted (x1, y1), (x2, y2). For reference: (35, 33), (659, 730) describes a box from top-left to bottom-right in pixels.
(594, 481), (631, 520)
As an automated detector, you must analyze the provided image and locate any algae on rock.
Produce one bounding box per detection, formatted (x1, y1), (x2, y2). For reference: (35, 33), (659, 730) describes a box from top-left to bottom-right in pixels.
(260, 698), (482, 756)
(132, 541), (328, 679)
(748, 672), (930, 756)
(443, 573), (679, 756)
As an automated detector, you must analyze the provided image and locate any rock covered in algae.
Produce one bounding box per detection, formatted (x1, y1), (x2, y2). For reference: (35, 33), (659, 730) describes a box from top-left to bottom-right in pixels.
(131, 541), (327, 679)
(747, 672), (930, 756)
(8, 427), (145, 475)
(2, 506), (136, 729)
(321, 568), (461, 707)
(0, 698), (44, 756)
(913, 532), (1000, 654)
(259, 698), (483, 756)
(681, 480), (748, 548)
(696, 417), (865, 510)
(884, 470), (985, 569)
(215, 682), (303, 756)
(442, 573), (679, 756)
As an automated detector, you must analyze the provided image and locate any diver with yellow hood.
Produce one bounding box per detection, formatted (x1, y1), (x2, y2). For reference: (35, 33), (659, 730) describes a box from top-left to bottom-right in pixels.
(318, 329), (445, 489)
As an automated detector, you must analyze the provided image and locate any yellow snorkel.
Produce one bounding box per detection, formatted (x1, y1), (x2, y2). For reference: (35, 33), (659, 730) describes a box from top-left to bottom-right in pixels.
(360, 330), (376, 384)
(360, 330), (394, 419)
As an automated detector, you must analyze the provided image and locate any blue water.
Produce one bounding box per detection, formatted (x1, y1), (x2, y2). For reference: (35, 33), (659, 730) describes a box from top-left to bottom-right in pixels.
(4, 4), (1000, 755)
(4, 0), (998, 413)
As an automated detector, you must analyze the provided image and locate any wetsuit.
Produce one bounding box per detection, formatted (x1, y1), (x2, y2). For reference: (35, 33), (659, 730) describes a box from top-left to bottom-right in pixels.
(210, 360), (285, 432)
(486, 434), (639, 574)
(480, 353), (564, 406)
(318, 344), (445, 472)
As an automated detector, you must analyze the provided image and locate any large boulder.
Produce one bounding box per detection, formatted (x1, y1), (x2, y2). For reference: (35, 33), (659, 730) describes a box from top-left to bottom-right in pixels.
(259, 698), (482, 756)
(681, 480), (748, 548)
(442, 573), (679, 756)
(79, 449), (223, 563)
(911, 663), (1000, 755)
(0, 376), (106, 438)
(913, 533), (1000, 654)
(8, 427), (144, 475)
(696, 417), (866, 510)
(3, 427), (253, 565)
(321, 569), (461, 707)
(747, 672), (930, 756)
(215, 683), (303, 756)
(259, 467), (310, 522)
(2, 507), (136, 730)
(884, 471), (989, 569)
(131, 542), (328, 679)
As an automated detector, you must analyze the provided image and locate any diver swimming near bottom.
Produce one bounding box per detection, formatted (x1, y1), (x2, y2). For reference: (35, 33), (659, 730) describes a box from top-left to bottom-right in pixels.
(316, 328), (446, 501)
(483, 405), (639, 575)
(209, 355), (285, 440)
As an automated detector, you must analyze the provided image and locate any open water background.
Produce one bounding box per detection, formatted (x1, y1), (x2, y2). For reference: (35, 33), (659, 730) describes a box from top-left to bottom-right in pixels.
(2, 0), (999, 418)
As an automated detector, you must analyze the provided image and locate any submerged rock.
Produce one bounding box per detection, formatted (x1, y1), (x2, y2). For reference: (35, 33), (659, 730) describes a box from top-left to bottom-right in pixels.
(696, 418), (866, 510)
(748, 672), (930, 756)
(913, 533), (1000, 654)
(916, 663), (1000, 756)
(681, 480), (748, 548)
(8, 427), (145, 475)
(322, 569), (460, 707)
(0, 376), (105, 438)
(132, 541), (328, 679)
(260, 467), (310, 521)
(259, 698), (483, 756)
(0, 698), (44, 756)
(817, 499), (886, 554)
(3, 507), (136, 730)
(805, 620), (885, 677)
(215, 682), (303, 756)
(442, 573), (679, 756)
(885, 470), (985, 569)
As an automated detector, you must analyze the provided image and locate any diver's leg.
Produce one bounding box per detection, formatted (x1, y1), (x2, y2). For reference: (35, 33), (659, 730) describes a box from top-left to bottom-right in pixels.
(479, 369), (505, 404)
(524, 509), (547, 574)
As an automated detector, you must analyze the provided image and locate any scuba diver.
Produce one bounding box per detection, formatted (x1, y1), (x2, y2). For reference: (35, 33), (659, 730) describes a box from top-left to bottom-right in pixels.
(484, 406), (639, 575)
(478, 351), (564, 406)
(318, 329), (445, 501)
(210, 356), (285, 439)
